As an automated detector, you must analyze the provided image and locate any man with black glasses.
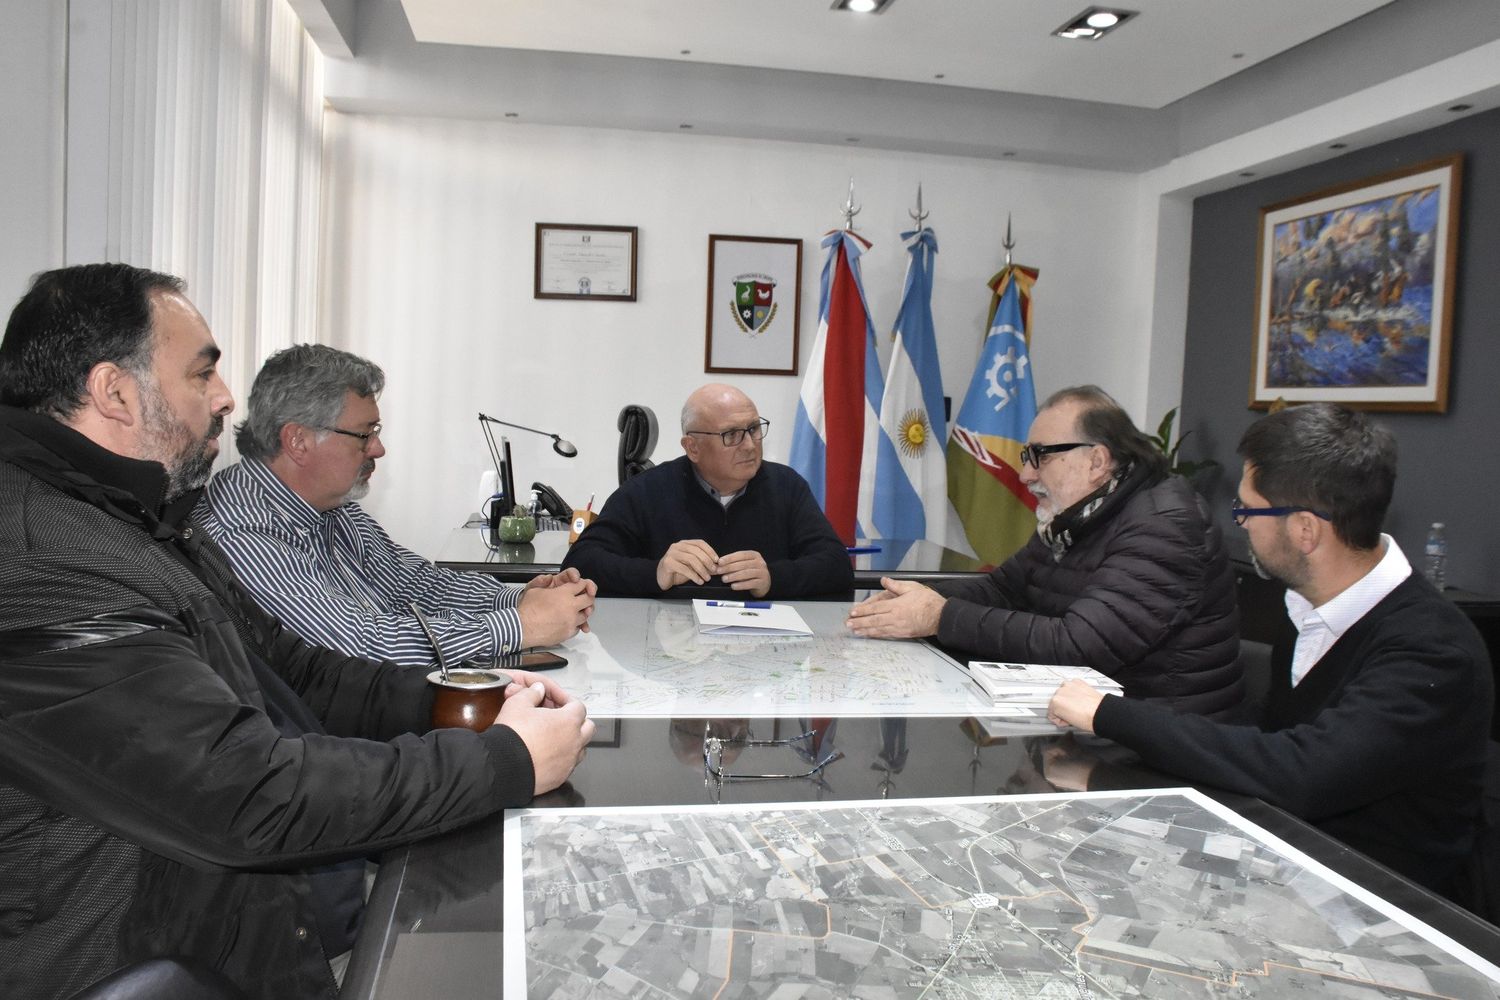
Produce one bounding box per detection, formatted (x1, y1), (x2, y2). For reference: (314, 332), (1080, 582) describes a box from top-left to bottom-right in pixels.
(197, 344), (595, 666)
(1048, 402), (1492, 896)
(848, 384), (1242, 719)
(561, 383), (852, 597)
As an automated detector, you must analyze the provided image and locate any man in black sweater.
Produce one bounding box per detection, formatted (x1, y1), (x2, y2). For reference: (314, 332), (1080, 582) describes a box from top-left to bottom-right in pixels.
(561, 383), (852, 598)
(1048, 403), (1493, 896)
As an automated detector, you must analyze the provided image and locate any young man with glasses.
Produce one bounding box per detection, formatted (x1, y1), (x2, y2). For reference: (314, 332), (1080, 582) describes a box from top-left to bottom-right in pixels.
(561, 383), (852, 598)
(1048, 403), (1492, 897)
(848, 384), (1243, 719)
(197, 344), (596, 666)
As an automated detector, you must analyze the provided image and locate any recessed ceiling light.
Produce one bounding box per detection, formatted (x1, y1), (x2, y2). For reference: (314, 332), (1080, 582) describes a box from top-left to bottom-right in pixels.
(1053, 7), (1137, 40)
(1448, 103), (1473, 112)
(831, 0), (898, 14)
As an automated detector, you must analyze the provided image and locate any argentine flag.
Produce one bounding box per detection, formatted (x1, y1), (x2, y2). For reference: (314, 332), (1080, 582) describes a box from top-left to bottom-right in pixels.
(790, 229), (896, 544)
(873, 228), (972, 553)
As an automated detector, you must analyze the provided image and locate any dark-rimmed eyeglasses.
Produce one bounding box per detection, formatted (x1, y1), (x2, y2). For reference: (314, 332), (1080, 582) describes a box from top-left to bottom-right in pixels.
(1231, 499), (1331, 527)
(685, 418), (770, 448)
(1019, 441), (1092, 468)
(321, 423), (382, 452)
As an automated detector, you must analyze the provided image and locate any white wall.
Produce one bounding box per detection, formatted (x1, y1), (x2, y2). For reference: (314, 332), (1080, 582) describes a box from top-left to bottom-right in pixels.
(320, 113), (1149, 557)
(0, 0), (65, 305)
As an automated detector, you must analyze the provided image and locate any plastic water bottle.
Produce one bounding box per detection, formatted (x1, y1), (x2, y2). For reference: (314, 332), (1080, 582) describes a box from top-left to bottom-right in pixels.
(1423, 522), (1447, 591)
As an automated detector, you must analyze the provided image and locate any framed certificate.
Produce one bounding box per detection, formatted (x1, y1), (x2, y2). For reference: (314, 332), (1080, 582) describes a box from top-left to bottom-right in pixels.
(534, 223), (638, 301)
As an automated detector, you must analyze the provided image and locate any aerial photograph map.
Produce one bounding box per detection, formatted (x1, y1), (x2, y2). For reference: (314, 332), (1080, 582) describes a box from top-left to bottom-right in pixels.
(504, 789), (1500, 999)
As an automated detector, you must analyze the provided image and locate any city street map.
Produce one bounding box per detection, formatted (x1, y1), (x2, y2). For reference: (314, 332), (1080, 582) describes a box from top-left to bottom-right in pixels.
(504, 789), (1500, 999)
(554, 600), (992, 718)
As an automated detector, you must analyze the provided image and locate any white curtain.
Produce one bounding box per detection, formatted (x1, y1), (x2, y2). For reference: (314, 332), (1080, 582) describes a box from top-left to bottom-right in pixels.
(66, 0), (325, 457)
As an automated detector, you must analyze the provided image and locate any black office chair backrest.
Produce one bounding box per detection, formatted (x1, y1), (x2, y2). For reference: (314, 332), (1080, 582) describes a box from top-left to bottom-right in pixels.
(618, 404), (658, 485)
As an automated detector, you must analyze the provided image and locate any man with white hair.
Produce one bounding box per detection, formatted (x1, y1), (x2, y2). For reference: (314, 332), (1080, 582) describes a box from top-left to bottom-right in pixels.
(561, 383), (852, 598)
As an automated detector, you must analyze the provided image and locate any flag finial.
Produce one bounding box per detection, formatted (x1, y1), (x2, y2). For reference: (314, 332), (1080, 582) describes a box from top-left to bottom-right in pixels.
(908, 184), (929, 229)
(1003, 213), (1016, 268)
(842, 177), (861, 231)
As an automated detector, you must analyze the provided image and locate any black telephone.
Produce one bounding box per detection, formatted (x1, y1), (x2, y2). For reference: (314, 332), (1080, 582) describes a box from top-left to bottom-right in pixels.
(530, 482), (572, 519)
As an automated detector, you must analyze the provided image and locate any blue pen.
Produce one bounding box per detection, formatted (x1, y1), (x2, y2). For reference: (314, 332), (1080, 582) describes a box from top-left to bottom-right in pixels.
(846, 545), (882, 554)
(706, 600), (772, 609)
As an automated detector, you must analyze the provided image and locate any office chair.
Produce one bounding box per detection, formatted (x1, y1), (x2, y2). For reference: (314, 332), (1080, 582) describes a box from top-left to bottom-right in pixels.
(67, 957), (248, 1000)
(617, 404), (658, 485)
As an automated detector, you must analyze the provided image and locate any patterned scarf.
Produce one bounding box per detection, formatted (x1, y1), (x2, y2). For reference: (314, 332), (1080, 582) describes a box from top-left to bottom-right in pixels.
(1038, 460), (1155, 562)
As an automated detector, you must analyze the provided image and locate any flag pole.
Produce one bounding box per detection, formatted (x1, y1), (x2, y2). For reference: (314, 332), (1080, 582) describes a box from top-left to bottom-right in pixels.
(841, 177), (861, 232)
(909, 184), (929, 230)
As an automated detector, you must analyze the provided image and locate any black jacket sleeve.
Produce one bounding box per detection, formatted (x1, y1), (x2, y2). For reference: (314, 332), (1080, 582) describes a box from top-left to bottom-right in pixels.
(933, 504), (1203, 675)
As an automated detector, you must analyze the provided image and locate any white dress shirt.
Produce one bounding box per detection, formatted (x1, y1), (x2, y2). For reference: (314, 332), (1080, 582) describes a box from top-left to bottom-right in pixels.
(1285, 533), (1412, 686)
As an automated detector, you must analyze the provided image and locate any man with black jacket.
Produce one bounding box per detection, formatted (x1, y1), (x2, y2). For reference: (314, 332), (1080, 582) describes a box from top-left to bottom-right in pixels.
(0, 264), (593, 1000)
(847, 385), (1243, 719)
(1048, 403), (1493, 895)
(561, 383), (852, 598)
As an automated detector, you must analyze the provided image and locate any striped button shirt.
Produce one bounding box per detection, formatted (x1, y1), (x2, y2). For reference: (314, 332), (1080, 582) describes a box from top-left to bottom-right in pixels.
(195, 458), (523, 666)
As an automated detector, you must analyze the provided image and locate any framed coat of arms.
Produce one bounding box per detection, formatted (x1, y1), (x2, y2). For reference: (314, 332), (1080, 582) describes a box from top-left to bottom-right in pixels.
(705, 234), (803, 375)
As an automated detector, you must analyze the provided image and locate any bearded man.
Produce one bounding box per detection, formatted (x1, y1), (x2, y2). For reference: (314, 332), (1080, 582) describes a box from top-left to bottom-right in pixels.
(847, 384), (1243, 719)
(0, 264), (592, 999)
(197, 344), (595, 666)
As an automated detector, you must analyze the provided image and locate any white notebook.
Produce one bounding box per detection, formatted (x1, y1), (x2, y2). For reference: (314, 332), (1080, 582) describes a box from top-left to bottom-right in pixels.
(692, 599), (813, 636)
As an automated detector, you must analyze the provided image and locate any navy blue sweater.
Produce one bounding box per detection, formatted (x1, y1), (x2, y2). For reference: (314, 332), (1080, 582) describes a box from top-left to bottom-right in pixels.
(560, 456), (853, 598)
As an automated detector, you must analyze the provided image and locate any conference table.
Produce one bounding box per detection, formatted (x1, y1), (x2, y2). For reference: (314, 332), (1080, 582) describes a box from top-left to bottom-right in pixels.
(340, 598), (1500, 999)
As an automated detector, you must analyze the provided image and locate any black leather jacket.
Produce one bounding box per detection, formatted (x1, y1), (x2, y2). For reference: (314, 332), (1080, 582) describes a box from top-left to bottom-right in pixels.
(0, 407), (535, 1000)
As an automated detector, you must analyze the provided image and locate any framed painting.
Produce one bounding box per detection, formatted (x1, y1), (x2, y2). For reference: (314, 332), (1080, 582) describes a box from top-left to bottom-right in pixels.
(704, 234), (803, 375)
(534, 223), (638, 301)
(1250, 154), (1462, 412)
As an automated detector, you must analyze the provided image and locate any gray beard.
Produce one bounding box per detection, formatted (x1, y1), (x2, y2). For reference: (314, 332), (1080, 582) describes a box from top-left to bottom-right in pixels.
(139, 381), (221, 501)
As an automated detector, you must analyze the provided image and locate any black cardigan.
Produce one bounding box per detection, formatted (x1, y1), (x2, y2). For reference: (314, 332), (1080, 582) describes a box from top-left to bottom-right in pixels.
(560, 455), (853, 598)
(1094, 573), (1494, 892)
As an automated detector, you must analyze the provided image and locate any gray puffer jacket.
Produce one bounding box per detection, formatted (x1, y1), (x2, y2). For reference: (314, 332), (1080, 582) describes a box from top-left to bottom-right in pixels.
(934, 475), (1244, 719)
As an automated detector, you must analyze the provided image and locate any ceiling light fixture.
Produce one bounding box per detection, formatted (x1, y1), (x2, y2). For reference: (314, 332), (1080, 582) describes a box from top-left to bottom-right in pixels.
(831, 0), (898, 15)
(1053, 6), (1137, 40)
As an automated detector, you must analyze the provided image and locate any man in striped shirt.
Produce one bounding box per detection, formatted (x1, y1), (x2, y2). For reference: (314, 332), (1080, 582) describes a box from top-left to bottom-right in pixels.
(197, 344), (594, 666)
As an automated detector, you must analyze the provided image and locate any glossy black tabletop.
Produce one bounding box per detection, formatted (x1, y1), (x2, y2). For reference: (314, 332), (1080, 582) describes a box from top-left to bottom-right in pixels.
(341, 716), (1500, 999)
